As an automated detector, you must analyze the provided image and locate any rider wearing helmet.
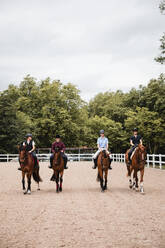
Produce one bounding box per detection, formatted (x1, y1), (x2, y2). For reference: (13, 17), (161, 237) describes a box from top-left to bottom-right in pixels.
(18, 133), (38, 170)
(128, 128), (143, 164)
(92, 130), (112, 170)
(49, 135), (68, 169)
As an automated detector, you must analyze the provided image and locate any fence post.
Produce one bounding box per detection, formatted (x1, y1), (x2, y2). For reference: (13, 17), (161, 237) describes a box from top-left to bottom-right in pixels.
(78, 153), (80, 162)
(147, 154), (149, 168)
(123, 154), (125, 163)
(153, 154), (155, 168)
(7, 154), (9, 162)
(159, 154), (162, 170)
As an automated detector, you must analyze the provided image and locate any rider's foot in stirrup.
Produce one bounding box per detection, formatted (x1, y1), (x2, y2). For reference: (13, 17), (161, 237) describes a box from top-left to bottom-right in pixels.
(18, 167), (22, 171)
(109, 165), (112, 170)
(48, 165), (53, 169)
(64, 165), (68, 169)
(92, 165), (97, 169)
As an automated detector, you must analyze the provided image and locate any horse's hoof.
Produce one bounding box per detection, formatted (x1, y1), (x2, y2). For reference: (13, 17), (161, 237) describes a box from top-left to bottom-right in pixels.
(27, 190), (31, 195)
(129, 185), (133, 189)
(24, 191), (27, 195)
(37, 188), (40, 191)
(140, 188), (145, 194)
(59, 188), (62, 192)
(135, 187), (139, 192)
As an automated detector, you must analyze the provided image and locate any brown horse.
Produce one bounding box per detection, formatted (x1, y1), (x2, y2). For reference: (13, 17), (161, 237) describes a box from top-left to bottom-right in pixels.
(19, 145), (42, 195)
(125, 144), (147, 194)
(97, 150), (109, 192)
(50, 147), (64, 193)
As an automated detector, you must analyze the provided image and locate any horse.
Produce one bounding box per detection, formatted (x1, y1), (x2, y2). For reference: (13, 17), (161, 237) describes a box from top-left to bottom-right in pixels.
(125, 144), (147, 194)
(19, 145), (42, 195)
(97, 150), (109, 192)
(50, 147), (64, 193)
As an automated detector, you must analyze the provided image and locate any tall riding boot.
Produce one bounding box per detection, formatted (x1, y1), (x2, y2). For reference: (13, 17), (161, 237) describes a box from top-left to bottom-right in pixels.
(64, 157), (68, 169)
(92, 158), (97, 169)
(49, 160), (53, 169)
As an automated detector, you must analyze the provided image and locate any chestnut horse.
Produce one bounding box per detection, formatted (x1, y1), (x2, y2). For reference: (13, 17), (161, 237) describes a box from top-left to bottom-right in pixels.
(50, 147), (64, 193)
(19, 145), (42, 194)
(97, 150), (109, 192)
(125, 144), (146, 193)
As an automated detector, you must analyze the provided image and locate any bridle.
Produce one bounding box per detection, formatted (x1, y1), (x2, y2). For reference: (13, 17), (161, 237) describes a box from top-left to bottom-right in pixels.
(138, 145), (146, 164)
(54, 148), (61, 166)
(101, 150), (108, 168)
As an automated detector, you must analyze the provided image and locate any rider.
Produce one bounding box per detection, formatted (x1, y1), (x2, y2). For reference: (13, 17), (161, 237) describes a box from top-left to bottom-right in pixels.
(18, 133), (38, 170)
(92, 130), (112, 170)
(49, 134), (68, 169)
(128, 128), (143, 164)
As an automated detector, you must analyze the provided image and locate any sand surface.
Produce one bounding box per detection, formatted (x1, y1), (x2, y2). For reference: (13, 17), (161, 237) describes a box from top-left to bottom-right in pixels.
(0, 162), (165, 248)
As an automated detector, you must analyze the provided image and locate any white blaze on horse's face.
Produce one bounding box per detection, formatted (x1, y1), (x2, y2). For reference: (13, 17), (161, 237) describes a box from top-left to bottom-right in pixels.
(142, 153), (144, 160)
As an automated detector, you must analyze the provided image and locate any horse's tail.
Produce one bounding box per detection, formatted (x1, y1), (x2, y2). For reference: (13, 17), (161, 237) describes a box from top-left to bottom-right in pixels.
(33, 168), (43, 183)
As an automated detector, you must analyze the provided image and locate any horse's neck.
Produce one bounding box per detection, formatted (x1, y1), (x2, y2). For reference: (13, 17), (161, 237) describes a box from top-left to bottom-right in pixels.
(133, 148), (140, 161)
(25, 153), (33, 165)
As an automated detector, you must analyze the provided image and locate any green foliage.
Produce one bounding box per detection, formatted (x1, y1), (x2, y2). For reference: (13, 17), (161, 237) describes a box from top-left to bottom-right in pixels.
(155, 1), (165, 64)
(0, 74), (165, 154)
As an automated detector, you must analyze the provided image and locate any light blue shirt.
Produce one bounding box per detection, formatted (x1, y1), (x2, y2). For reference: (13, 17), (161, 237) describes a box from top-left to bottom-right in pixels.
(97, 137), (108, 148)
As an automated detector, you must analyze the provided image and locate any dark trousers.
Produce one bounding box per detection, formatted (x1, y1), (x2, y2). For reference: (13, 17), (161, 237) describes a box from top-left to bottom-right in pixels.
(50, 153), (68, 166)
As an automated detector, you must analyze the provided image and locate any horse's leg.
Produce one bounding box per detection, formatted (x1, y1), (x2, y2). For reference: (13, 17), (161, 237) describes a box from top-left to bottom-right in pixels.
(132, 170), (136, 190)
(27, 174), (31, 194)
(140, 168), (145, 194)
(104, 169), (108, 190)
(133, 170), (138, 191)
(56, 172), (59, 193)
(59, 171), (63, 192)
(99, 169), (104, 192)
(96, 172), (100, 182)
(127, 165), (133, 189)
(135, 170), (139, 191)
(22, 171), (26, 192)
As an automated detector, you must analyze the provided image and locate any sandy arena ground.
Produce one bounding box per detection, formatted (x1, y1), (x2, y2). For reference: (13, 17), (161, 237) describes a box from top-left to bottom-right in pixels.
(0, 161), (165, 248)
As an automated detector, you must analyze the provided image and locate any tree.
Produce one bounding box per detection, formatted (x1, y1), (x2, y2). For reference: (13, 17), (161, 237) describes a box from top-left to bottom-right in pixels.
(155, 1), (165, 64)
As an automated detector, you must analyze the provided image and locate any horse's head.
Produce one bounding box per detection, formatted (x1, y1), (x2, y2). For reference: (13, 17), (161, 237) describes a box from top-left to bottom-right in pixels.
(138, 144), (147, 162)
(53, 147), (61, 166)
(100, 150), (109, 163)
(19, 144), (27, 164)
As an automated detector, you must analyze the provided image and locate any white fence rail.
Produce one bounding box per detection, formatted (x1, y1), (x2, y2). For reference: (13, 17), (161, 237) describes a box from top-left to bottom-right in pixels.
(0, 153), (165, 169)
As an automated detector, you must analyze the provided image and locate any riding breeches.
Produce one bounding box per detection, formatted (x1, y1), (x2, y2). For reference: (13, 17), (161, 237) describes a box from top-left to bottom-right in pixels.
(93, 150), (111, 159)
(128, 145), (137, 160)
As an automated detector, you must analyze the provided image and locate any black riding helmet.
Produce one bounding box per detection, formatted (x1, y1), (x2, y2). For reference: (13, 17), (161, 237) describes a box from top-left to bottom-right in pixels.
(25, 133), (32, 138)
(133, 128), (138, 132)
(56, 134), (61, 139)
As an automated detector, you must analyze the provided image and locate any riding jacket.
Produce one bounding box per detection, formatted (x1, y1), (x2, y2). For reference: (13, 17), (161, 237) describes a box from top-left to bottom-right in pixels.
(130, 135), (142, 146)
(23, 140), (35, 152)
(51, 142), (66, 153)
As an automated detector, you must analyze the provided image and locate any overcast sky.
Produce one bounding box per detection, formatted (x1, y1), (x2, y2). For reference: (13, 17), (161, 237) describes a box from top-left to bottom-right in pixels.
(0, 0), (164, 100)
